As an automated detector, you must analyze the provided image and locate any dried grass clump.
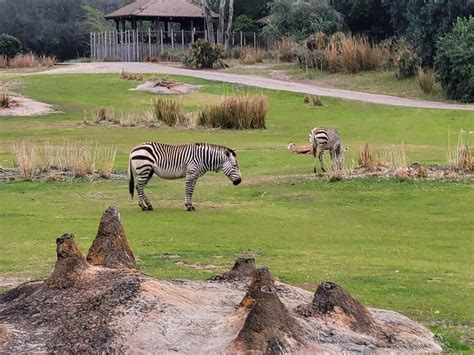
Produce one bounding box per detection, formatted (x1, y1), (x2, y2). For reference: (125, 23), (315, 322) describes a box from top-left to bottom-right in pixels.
(277, 38), (295, 62)
(11, 141), (118, 180)
(416, 165), (429, 178)
(39, 55), (56, 67)
(447, 129), (473, 172)
(239, 47), (264, 65)
(304, 94), (323, 106)
(395, 169), (409, 182)
(95, 145), (117, 178)
(8, 54), (39, 68)
(417, 67), (437, 94)
(0, 55), (7, 69)
(358, 143), (386, 171)
(176, 112), (199, 129)
(11, 142), (37, 180)
(120, 70), (143, 81)
(153, 98), (186, 126)
(199, 94), (267, 129)
(1, 91), (13, 108)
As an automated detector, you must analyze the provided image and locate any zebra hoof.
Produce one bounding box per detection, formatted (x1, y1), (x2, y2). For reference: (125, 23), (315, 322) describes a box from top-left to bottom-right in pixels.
(187, 206), (196, 212)
(147, 206), (153, 211)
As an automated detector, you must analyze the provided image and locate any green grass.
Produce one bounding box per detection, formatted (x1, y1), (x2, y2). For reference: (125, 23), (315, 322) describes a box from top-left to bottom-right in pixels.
(0, 73), (473, 350)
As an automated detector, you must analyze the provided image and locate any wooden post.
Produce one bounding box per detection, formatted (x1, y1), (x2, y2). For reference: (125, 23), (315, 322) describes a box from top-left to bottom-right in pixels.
(148, 27), (152, 58)
(192, 28), (195, 44)
(232, 31), (235, 46)
(127, 31), (131, 62)
(171, 28), (174, 49)
(240, 31), (243, 48)
(181, 30), (184, 50)
(160, 30), (163, 53)
(254, 32), (256, 48)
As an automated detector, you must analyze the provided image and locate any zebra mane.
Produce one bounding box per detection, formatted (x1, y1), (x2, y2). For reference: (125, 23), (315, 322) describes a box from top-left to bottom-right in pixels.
(194, 143), (236, 157)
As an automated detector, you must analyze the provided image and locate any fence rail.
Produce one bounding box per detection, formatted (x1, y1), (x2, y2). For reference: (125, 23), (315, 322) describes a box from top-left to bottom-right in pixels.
(90, 30), (267, 62)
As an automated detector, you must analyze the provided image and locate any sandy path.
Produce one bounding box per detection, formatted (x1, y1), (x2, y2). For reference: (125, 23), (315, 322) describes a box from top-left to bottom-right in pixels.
(44, 62), (474, 111)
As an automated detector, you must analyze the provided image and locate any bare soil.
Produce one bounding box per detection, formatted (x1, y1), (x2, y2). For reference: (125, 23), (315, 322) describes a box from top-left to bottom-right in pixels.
(131, 80), (202, 95)
(0, 84), (57, 117)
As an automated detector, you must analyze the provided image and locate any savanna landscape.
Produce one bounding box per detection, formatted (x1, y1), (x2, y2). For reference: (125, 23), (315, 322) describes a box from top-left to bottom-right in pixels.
(1, 0), (473, 353)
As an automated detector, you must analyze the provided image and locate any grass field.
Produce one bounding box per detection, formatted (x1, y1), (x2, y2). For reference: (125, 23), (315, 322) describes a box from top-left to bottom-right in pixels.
(0, 73), (473, 350)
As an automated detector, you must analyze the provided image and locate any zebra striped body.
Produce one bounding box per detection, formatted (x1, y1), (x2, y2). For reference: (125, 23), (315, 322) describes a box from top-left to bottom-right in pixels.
(309, 127), (343, 173)
(129, 142), (242, 211)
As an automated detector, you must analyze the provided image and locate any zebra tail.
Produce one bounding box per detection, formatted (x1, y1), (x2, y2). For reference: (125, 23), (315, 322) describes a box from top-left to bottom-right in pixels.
(128, 155), (134, 199)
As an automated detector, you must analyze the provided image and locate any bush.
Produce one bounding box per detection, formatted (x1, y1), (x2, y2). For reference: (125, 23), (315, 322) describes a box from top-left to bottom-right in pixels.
(239, 47), (264, 65)
(199, 95), (267, 129)
(1, 91), (14, 108)
(0, 34), (21, 58)
(276, 38), (295, 62)
(183, 39), (226, 69)
(159, 49), (184, 62)
(417, 67), (437, 94)
(435, 17), (474, 103)
(153, 98), (186, 126)
(394, 46), (419, 79)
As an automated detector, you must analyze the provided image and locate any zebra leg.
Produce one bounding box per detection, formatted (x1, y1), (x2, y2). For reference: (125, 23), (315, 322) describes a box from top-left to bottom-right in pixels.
(312, 147), (318, 173)
(319, 150), (326, 172)
(136, 171), (154, 211)
(184, 176), (198, 211)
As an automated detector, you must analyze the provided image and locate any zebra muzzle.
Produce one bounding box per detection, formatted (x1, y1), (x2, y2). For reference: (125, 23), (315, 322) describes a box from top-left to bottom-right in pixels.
(233, 178), (242, 186)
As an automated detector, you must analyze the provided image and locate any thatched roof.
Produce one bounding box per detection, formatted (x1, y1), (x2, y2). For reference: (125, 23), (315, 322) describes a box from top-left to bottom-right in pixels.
(105, 0), (218, 20)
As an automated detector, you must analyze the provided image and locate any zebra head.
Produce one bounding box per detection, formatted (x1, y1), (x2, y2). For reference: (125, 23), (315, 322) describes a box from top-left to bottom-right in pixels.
(221, 148), (241, 185)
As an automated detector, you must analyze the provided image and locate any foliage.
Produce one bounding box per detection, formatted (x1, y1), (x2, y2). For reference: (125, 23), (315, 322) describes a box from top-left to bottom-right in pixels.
(0, 0), (124, 60)
(82, 4), (114, 32)
(0, 33), (21, 58)
(332, 0), (393, 40)
(233, 0), (268, 20)
(263, 0), (345, 43)
(393, 0), (474, 66)
(199, 94), (267, 129)
(183, 39), (226, 69)
(153, 98), (185, 126)
(239, 47), (263, 65)
(234, 15), (257, 33)
(435, 17), (474, 103)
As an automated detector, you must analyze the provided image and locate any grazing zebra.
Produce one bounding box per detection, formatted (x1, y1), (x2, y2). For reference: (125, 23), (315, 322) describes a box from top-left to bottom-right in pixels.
(128, 142), (242, 211)
(309, 127), (343, 173)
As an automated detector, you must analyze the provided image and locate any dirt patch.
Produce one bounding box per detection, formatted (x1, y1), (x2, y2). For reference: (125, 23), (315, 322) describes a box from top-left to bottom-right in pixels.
(0, 277), (29, 289)
(131, 80), (201, 95)
(0, 84), (57, 117)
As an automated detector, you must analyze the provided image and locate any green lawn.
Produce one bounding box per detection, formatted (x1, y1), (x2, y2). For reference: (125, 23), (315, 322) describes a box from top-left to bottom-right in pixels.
(0, 73), (473, 350)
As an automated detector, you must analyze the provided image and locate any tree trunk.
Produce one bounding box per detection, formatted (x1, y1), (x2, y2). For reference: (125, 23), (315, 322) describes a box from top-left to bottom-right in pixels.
(224, 0), (234, 50)
(217, 0), (226, 45)
(200, 0), (215, 44)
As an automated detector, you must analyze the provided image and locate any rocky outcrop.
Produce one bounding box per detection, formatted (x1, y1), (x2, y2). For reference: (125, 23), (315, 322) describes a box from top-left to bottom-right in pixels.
(0, 206), (442, 353)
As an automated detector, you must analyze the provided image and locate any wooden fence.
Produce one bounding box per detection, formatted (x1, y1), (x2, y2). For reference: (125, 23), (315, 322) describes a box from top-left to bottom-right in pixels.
(90, 30), (267, 62)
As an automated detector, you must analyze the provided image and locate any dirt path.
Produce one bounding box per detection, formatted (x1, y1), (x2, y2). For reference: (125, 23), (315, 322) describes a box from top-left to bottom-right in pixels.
(44, 62), (474, 111)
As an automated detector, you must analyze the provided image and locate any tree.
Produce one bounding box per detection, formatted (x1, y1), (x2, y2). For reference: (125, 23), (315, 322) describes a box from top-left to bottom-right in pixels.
(82, 4), (115, 32)
(217, 0), (226, 44)
(435, 17), (474, 102)
(0, 34), (21, 58)
(224, 0), (234, 50)
(201, 0), (216, 44)
(264, 0), (345, 43)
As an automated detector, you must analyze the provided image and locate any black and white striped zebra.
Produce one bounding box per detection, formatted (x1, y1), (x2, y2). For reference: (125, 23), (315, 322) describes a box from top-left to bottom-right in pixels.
(309, 127), (343, 173)
(128, 142), (242, 211)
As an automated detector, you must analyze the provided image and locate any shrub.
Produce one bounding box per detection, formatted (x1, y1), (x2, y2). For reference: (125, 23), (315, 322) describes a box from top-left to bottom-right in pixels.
(120, 70), (143, 81)
(183, 39), (226, 69)
(394, 46), (419, 79)
(417, 67), (437, 94)
(159, 49), (184, 62)
(0, 55), (7, 68)
(448, 129), (474, 172)
(1, 91), (13, 108)
(94, 145), (117, 179)
(0, 34), (22, 58)
(8, 53), (39, 68)
(226, 47), (243, 60)
(239, 47), (264, 65)
(276, 38), (295, 62)
(102, 55), (121, 62)
(199, 94), (267, 129)
(153, 98), (186, 126)
(435, 17), (474, 103)
(304, 94), (322, 106)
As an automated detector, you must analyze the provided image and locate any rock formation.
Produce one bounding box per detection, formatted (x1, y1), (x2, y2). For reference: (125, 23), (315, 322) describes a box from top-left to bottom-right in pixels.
(0, 206), (442, 353)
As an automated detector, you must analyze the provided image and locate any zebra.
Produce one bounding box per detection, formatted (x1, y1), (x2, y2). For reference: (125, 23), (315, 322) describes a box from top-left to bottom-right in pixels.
(128, 142), (242, 211)
(309, 127), (343, 173)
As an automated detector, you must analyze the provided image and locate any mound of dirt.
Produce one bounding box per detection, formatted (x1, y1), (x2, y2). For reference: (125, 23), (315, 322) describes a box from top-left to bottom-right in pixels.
(0, 86), (56, 117)
(0, 206), (442, 353)
(131, 81), (201, 95)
